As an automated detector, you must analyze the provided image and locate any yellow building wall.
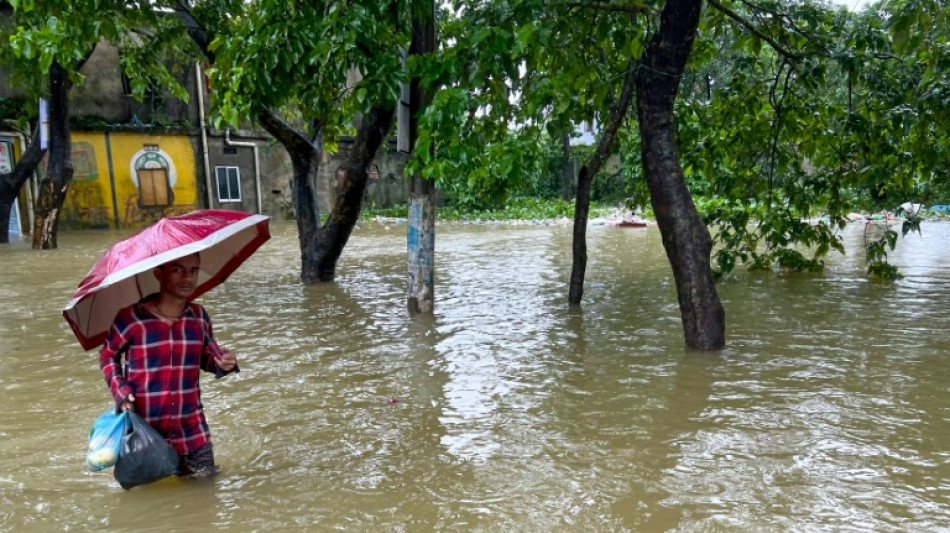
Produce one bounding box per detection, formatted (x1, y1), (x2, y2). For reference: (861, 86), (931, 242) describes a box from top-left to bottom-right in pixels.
(61, 131), (199, 229)
(61, 133), (111, 228)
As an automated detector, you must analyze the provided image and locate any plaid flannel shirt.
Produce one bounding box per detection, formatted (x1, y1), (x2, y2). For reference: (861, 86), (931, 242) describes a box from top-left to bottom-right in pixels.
(100, 300), (227, 455)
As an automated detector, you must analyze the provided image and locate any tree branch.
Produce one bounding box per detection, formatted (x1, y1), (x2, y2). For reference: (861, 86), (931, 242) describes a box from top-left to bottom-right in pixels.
(588, 58), (637, 176)
(74, 42), (98, 72)
(0, 122), (45, 192)
(171, 0), (215, 63)
(707, 0), (804, 60)
(565, 1), (649, 16)
(736, 0), (824, 48)
(257, 108), (319, 160)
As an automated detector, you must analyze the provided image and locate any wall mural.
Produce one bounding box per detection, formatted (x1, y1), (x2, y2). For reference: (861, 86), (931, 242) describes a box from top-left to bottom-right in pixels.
(57, 133), (199, 230)
(63, 141), (110, 228)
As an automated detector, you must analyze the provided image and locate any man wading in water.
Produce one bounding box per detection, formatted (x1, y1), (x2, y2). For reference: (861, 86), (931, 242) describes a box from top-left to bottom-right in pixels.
(99, 253), (238, 476)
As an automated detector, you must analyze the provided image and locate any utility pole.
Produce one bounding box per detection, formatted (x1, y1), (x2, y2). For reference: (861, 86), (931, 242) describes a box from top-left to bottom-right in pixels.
(407, 0), (436, 314)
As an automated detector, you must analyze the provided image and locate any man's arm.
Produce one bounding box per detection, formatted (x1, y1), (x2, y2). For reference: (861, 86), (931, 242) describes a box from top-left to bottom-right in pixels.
(99, 323), (134, 410)
(198, 306), (239, 377)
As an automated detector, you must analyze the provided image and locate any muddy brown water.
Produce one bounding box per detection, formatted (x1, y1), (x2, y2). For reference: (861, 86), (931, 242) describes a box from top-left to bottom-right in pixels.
(0, 220), (948, 532)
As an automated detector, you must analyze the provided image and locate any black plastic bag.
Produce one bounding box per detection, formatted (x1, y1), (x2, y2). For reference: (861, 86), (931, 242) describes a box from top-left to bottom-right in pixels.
(114, 411), (179, 490)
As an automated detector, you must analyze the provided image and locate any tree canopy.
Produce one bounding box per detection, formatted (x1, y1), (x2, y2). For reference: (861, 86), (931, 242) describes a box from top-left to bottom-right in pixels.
(205, 0), (407, 141)
(677, 0), (948, 278)
(3, 0), (947, 345)
(5, 0), (193, 105)
(410, 0), (948, 280)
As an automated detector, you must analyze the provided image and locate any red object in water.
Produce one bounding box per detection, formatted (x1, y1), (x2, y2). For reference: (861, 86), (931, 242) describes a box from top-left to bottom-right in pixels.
(63, 209), (270, 350)
(387, 397), (399, 404)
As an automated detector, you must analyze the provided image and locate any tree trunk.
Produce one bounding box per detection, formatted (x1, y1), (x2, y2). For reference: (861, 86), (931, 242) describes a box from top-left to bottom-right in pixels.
(0, 126), (45, 244)
(636, 0), (725, 350)
(182, 4), (395, 284)
(407, 0), (437, 314)
(176, 11), (328, 283)
(560, 131), (572, 200)
(258, 105), (395, 283)
(567, 58), (638, 305)
(32, 60), (73, 250)
(257, 109), (322, 281)
(568, 164), (593, 304)
(315, 104), (395, 281)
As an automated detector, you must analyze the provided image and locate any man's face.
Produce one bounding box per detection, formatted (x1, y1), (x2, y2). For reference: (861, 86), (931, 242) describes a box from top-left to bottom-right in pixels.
(155, 254), (200, 300)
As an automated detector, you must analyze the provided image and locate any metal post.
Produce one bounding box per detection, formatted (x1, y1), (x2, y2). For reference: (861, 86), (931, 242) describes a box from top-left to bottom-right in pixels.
(224, 129), (262, 214)
(195, 63), (214, 209)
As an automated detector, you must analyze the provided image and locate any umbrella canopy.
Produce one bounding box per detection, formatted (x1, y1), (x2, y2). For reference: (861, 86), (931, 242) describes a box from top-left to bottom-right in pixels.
(64, 209), (270, 351)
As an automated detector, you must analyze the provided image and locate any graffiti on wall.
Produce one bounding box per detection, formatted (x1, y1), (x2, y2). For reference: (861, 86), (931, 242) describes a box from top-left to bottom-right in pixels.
(57, 141), (110, 228)
(71, 141), (99, 181)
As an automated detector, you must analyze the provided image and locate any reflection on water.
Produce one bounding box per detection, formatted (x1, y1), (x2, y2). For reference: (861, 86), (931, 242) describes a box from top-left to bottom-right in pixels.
(1, 221), (949, 531)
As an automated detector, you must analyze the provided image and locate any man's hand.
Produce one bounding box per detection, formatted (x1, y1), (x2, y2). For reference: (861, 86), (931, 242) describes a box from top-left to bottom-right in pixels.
(218, 348), (238, 372)
(120, 393), (135, 412)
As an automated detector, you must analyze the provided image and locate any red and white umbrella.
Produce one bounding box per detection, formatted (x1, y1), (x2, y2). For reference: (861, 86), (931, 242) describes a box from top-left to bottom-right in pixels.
(63, 209), (271, 351)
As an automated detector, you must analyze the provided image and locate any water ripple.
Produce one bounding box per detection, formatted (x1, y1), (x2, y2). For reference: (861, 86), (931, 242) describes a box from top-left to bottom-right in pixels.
(1, 222), (949, 530)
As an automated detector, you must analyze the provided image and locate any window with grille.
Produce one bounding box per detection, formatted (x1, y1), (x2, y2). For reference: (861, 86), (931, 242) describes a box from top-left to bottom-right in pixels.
(215, 166), (242, 202)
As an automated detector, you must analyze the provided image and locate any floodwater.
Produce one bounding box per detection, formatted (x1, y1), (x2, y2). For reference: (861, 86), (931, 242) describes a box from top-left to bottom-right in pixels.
(1, 219), (948, 532)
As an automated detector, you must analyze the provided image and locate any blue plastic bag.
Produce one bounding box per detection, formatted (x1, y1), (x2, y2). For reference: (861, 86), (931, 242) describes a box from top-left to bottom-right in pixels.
(86, 408), (128, 471)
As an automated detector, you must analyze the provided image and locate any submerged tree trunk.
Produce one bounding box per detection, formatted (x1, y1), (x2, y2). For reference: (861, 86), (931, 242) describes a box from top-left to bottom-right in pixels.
(258, 106), (395, 283)
(568, 58), (638, 305)
(0, 126), (45, 243)
(636, 0), (725, 350)
(32, 60), (73, 250)
(407, 0), (437, 314)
